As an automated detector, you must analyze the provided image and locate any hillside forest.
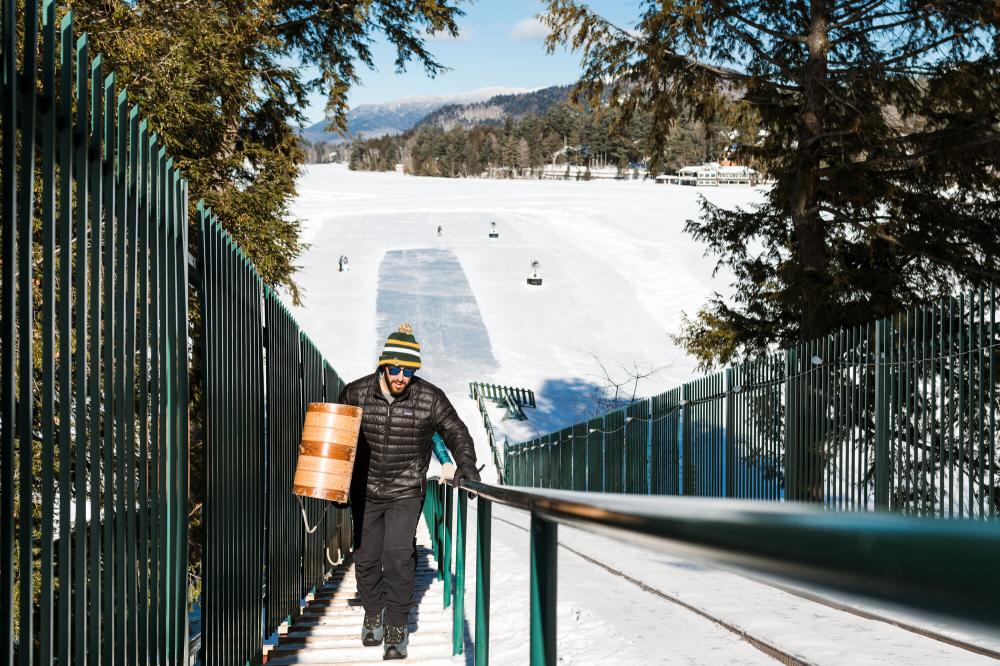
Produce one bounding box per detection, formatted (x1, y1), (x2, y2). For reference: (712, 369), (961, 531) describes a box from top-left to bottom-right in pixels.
(345, 103), (739, 178)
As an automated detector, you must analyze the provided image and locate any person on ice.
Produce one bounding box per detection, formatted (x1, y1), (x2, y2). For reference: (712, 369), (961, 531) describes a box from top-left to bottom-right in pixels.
(338, 323), (479, 660)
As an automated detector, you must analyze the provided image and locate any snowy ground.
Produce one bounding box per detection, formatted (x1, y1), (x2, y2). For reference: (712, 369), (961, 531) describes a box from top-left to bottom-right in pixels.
(286, 165), (995, 664)
(287, 163), (765, 457)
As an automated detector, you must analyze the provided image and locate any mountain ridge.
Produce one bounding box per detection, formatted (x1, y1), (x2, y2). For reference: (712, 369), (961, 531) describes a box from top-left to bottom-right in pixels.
(300, 86), (535, 143)
(415, 84), (572, 130)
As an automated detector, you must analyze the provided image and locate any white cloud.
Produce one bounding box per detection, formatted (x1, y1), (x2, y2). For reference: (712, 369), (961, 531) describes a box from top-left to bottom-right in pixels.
(426, 26), (473, 42)
(510, 17), (551, 41)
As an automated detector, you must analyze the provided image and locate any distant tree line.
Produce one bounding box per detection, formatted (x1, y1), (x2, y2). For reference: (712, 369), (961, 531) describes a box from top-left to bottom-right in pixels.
(348, 103), (739, 177)
(302, 140), (350, 164)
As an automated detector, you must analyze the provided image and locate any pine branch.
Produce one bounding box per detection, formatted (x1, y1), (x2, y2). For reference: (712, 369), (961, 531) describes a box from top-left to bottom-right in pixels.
(721, 7), (807, 44)
(878, 33), (967, 69)
(714, 13), (804, 82)
(829, 0), (891, 30)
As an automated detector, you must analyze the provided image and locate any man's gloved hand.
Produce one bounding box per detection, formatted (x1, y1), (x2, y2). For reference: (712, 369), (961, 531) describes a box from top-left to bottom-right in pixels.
(438, 462), (457, 485)
(453, 464), (482, 498)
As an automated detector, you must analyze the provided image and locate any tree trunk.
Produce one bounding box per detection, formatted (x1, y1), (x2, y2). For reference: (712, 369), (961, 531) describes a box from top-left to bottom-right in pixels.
(791, 0), (831, 503)
(791, 0), (831, 343)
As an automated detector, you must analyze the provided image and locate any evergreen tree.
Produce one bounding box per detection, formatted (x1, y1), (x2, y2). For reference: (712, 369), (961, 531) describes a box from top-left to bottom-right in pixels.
(70, 0), (464, 302)
(542, 0), (1000, 367)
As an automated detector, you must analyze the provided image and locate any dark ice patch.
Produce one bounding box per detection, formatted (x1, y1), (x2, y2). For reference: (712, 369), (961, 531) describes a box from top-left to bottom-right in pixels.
(376, 249), (498, 392)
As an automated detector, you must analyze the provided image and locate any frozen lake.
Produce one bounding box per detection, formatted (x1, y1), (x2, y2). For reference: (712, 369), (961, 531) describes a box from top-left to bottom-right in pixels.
(287, 164), (766, 451)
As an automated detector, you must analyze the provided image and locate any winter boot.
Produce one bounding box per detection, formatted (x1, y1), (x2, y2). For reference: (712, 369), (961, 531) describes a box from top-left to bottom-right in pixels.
(382, 624), (408, 660)
(361, 609), (384, 647)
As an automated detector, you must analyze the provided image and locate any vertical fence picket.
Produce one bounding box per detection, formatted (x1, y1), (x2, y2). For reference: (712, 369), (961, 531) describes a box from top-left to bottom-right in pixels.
(56, 14), (75, 663)
(0, 2), (17, 658)
(16, 3), (41, 661)
(87, 55), (106, 666)
(990, 286), (997, 519)
(39, 3), (57, 661)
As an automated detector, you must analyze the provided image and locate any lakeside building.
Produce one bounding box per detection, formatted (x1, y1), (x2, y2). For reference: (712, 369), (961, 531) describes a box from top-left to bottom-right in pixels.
(540, 164), (650, 181)
(656, 162), (759, 187)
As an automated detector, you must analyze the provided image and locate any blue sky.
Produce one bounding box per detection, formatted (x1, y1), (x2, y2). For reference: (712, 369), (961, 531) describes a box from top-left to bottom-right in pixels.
(300, 0), (642, 123)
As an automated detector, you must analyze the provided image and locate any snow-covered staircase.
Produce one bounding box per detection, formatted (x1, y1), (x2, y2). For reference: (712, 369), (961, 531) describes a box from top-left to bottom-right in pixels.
(265, 519), (460, 665)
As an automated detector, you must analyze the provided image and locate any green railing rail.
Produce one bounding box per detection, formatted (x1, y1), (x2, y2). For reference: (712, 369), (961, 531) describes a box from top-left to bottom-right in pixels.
(507, 295), (1000, 518)
(2, 4), (353, 663)
(425, 478), (1000, 666)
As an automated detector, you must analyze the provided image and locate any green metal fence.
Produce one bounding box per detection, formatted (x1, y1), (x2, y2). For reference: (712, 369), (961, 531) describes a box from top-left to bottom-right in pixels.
(469, 382), (536, 408)
(199, 207), (268, 665)
(2, 2), (191, 661)
(2, 4), (353, 663)
(507, 296), (1000, 519)
(200, 206), (353, 665)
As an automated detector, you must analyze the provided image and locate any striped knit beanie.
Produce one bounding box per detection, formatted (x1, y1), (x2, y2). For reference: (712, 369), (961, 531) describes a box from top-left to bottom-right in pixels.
(378, 323), (422, 369)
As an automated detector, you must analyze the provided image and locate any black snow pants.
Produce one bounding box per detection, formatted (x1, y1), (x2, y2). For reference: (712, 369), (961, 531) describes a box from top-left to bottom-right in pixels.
(353, 495), (424, 626)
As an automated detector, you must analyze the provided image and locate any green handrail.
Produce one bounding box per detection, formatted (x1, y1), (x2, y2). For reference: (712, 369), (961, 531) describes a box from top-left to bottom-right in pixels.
(425, 478), (1000, 666)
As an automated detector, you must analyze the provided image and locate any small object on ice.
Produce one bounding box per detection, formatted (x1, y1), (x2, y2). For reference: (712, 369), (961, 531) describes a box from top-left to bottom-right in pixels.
(437, 225), (443, 237)
(339, 255), (349, 272)
(489, 220), (499, 238)
(527, 259), (542, 286)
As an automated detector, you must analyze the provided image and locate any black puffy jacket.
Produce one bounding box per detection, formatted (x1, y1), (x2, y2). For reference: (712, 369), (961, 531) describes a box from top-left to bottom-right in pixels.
(339, 371), (477, 502)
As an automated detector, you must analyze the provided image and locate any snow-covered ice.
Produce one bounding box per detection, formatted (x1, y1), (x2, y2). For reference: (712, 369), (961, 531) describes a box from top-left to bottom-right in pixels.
(286, 164), (994, 664)
(288, 163), (765, 452)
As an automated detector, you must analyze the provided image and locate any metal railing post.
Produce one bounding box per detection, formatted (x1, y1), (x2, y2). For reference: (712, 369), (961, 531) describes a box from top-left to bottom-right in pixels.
(436, 484), (445, 581)
(529, 513), (557, 666)
(875, 318), (891, 509)
(453, 489), (468, 654)
(725, 368), (735, 498)
(475, 498), (492, 666)
(647, 399), (654, 494)
(621, 413), (628, 492)
(784, 349), (797, 501)
(443, 485), (454, 608)
(601, 423), (607, 492)
(681, 384), (691, 496)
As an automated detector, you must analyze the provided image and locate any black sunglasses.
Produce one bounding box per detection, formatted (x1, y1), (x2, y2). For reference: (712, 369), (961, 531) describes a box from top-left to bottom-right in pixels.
(386, 365), (415, 378)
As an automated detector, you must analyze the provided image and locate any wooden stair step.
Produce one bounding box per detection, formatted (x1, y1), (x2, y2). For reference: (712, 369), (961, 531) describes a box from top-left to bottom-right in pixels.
(265, 640), (454, 664)
(290, 609), (446, 629)
(287, 618), (451, 638)
(276, 629), (451, 649)
(310, 585), (444, 605)
(301, 607), (450, 621)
